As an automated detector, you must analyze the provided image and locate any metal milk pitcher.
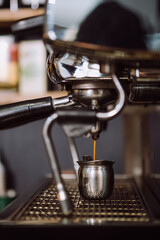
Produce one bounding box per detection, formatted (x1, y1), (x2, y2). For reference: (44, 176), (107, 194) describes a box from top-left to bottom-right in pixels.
(77, 156), (114, 199)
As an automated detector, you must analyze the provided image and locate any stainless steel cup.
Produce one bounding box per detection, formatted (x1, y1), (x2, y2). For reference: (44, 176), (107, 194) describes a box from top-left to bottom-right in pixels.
(77, 159), (114, 199)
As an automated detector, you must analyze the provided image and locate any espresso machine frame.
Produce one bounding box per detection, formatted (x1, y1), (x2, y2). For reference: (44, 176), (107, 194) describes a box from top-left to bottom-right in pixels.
(1, 1), (160, 239)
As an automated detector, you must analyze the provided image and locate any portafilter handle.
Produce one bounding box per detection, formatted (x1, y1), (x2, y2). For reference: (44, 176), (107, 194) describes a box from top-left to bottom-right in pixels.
(0, 97), (54, 129)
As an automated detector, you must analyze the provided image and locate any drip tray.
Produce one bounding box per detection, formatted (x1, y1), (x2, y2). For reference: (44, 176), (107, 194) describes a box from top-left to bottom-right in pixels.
(13, 176), (150, 224)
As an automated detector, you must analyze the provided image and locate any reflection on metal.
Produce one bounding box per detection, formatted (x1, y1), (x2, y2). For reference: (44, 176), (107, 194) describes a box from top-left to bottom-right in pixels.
(44, 36), (160, 64)
(96, 74), (125, 120)
(77, 160), (114, 199)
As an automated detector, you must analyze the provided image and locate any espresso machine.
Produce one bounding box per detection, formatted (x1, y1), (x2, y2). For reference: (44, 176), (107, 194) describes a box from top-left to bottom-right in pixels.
(0, 0), (160, 239)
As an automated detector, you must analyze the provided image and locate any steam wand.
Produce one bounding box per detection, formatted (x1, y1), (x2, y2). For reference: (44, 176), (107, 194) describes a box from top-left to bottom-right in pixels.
(42, 112), (73, 216)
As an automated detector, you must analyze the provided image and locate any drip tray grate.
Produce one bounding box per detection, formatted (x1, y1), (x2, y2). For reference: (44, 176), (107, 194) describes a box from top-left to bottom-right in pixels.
(15, 178), (150, 223)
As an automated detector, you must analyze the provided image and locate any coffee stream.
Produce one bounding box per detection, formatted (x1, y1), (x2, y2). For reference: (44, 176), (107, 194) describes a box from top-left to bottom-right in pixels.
(93, 139), (96, 161)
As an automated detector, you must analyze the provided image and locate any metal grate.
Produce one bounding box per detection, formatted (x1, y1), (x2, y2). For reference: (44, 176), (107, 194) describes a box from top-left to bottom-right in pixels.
(16, 178), (150, 223)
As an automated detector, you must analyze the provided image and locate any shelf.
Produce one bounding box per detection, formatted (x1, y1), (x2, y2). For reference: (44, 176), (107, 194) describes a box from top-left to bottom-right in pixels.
(0, 91), (68, 105)
(0, 8), (45, 28)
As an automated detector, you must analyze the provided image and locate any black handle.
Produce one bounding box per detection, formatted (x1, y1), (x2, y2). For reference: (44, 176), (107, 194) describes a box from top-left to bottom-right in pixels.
(0, 97), (54, 129)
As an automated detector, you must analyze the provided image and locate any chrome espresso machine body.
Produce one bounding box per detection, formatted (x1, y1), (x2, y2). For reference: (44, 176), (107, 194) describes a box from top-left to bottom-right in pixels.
(1, 0), (160, 239)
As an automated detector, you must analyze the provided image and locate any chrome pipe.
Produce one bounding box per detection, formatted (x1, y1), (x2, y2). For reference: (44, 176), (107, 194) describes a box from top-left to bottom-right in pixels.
(96, 74), (125, 120)
(42, 112), (73, 216)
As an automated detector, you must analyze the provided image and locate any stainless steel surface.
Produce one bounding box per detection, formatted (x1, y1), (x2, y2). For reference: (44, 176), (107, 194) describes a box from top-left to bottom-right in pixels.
(72, 88), (116, 109)
(96, 74), (125, 120)
(42, 0), (160, 220)
(130, 68), (160, 81)
(42, 112), (72, 216)
(123, 112), (151, 176)
(46, 52), (105, 84)
(44, 36), (160, 63)
(44, 0), (160, 108)
(13, 177), (150, 223)
(71, 74), (125, 119)
(44, 0), (159, 57)
(77, 160), (114, 199)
